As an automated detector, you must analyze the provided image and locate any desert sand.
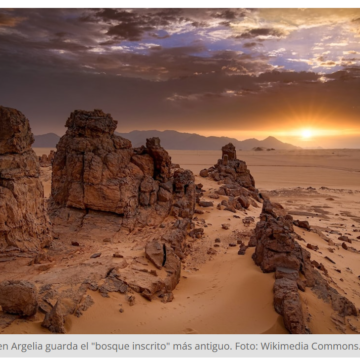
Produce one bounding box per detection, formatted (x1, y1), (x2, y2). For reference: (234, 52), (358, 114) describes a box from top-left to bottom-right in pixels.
(2, 148), (360, 334)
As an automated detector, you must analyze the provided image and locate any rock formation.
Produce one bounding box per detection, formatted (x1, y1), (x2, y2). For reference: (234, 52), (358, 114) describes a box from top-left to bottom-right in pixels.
(0, 106), (52, 253)
(51, 109), (195, 229)
(39, 150), (55, 167)
(252, 199), (357, 333)
(199, 143), (260, 209)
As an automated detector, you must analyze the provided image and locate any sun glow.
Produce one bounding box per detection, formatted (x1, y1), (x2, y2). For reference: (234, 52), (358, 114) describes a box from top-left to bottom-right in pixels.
(301, 129), (313, 139)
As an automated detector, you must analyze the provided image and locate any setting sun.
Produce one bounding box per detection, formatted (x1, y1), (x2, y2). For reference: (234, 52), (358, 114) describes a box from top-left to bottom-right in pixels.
(301, 129), (313, 139)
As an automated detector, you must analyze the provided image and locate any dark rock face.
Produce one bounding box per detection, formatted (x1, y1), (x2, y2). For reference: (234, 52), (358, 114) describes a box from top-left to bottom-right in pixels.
(199, 143), (261, 210)
(252, 201), (311, 276)
(51, 110), (195, 227)
(252, 198), (357, 333)
(0, 106), (52, 253)
(0, 107), (34, 154)
(273, 278), (305, 334)
(0, 280), (38, 317)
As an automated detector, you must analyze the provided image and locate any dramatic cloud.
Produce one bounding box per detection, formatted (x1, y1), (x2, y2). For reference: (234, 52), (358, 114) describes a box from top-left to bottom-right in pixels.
(0, 8), (360, 147)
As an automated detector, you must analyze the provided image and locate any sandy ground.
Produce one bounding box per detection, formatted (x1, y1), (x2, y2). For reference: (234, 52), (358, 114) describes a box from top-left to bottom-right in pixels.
(2, 148), (359, 334)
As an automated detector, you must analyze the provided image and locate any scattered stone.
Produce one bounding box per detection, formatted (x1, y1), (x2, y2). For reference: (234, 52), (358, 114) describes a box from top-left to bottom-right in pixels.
(215, 238), (221, 243)
(342, 242), (348, 250)
(222, 224), (230, 230)
(199, 169), (209, 177)
(238, 243), (247, 255)
(113, 253), (124, 258)
(325, 256), (336, 264)
(188, 228), (204, 239)
(199, 201), (213, 207)
(160, 292), (174, 303)
(90, 253), (101, 259)
(307, 244), (319, 251)
(126, 295), (136, 306)
(338, 236), (352, 243)
(71, 241), (79, 247)
(293, 220), (311, 230)
(207, 248), (217, 255)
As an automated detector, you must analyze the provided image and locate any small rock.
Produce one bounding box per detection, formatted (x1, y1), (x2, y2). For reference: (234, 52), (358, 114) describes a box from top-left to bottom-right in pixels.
(222, 223), (230, 230)
(126, 295), (136, 306)
(325, 256), (336, 264)
(113, 253), (124, 258)
(71, 241), (80, 246)
(199, 201), (213, 207)
(90, 253), (101, 259)
(215, 238), (221, 243)
(307, 243), (319, 251)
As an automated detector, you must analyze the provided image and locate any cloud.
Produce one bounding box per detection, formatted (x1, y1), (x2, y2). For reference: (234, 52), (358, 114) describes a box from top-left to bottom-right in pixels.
(235, 27), (286, 39)
(243, 42), (261, 48)
(0, 12), (24, 27)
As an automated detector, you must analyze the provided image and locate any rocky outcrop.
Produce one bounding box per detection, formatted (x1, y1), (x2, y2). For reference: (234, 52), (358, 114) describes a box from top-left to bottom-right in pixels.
(273, 278), (305, 334)
(252, 199), (357, 333)
(199, 143), (260, 211)
(251, 200), (310, 333)
(0, 280), (38, 317)
(51, 109), (196, 228)
(39, 150), (55, 167)
(252, 200), (313, 279)
(0, 106), (52, 253)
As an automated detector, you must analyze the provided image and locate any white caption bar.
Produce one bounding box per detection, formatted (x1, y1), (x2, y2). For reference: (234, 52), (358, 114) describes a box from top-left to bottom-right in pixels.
(1, 334), (360, 357)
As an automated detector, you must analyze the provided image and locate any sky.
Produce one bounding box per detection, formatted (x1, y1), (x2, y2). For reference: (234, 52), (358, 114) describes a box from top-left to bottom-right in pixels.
(1, 8), (360, 148)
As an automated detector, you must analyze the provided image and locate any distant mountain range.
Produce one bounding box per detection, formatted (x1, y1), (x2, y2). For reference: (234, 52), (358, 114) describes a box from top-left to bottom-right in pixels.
(116, 130), (299, 150)
(33, 133), (61, 148)
(33, 130), (299, 150)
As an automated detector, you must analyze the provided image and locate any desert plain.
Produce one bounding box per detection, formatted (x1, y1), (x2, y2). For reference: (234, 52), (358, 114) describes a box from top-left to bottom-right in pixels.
(1, 145), (360, 335)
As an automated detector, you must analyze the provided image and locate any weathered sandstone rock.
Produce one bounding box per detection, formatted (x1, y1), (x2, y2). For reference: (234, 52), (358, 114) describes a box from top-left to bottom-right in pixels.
(51, 109), (195, 228)
(273, 278), (305, 334)
(199, 143), (261, 211)
(0, 106), (52, 253)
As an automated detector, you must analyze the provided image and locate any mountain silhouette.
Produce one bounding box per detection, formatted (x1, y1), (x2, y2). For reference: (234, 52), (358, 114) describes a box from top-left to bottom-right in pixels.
(33, 130), (299, 150)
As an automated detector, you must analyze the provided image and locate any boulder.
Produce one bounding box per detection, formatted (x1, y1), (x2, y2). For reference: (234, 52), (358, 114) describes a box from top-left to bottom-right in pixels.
(0, 280), (38, 317)
(199, 169), (209, 177)
(294, 220), (311, 230)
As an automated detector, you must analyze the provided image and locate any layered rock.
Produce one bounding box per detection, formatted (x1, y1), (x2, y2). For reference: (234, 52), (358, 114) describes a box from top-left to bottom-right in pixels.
(0, 106), (52, 253)
(252, 199), (357, 333)
(51, 109), (195, 228)
(252, 200), (313, 282)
